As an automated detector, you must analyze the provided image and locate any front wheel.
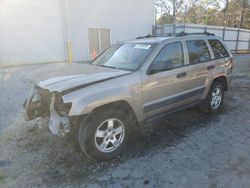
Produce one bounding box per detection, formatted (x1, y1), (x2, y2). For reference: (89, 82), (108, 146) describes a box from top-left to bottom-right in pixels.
(78, 108), (131, 160)
(201, 81), (224, 114)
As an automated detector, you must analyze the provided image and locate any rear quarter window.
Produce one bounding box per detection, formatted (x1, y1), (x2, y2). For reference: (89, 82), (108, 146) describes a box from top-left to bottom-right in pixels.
(208, 39), (229, 59)
(186, 40), (211, 64)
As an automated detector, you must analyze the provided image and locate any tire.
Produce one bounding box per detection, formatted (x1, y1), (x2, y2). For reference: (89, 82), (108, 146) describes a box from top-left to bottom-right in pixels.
(78, 108), (131, 160)
(201, 81), (225, 114)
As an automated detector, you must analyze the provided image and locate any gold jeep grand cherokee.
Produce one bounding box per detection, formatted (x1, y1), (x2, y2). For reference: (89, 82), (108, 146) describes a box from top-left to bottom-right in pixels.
(24, 32), (234, 160)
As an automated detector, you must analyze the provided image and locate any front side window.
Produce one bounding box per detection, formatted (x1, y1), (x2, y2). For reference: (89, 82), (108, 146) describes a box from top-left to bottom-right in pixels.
(208, 39), (229, 59)
(186, 40), (211, 64)
(92, 43), (155, 71)
(153, 42), (184, 70)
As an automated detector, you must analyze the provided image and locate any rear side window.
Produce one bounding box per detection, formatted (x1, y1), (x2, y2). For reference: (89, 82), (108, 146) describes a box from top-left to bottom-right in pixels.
(186, 40), (211, 64)
(154, 42), (184, 69)
(208, 39), (229, 59)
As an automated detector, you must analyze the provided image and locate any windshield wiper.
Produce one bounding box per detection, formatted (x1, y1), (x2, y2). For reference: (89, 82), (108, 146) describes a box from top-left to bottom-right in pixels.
(98, 65), (118, 69)
(97, 64), (133, 72)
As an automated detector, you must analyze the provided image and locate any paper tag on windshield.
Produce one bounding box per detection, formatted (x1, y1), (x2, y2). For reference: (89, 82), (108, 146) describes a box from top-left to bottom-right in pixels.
(134, 44), (151, 50)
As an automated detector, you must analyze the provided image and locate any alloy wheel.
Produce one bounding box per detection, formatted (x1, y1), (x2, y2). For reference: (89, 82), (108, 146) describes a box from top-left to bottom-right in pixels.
(94, 118), (125, 153)
(210, 87), (222, 110)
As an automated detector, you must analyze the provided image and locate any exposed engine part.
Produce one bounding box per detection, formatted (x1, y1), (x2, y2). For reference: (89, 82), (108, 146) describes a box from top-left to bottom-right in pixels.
(49, 94), (71, 137)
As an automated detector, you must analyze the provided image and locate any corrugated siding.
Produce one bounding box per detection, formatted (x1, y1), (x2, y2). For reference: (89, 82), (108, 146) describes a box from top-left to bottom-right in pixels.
(156, 24), (250, 52)
(0, 0), (155, 64)
(64, 0), (156, 61)
(0, 0), (66, 65)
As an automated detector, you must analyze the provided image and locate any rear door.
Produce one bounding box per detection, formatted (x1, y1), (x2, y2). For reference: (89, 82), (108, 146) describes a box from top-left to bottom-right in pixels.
(183, 39), (212, 98)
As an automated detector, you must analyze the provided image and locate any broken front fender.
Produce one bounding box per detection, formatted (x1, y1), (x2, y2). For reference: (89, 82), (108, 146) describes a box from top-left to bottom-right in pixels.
(23, 87), (49, 120)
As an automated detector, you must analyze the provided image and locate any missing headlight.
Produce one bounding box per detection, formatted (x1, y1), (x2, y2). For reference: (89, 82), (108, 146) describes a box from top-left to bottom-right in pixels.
(53, 94), (72, 115)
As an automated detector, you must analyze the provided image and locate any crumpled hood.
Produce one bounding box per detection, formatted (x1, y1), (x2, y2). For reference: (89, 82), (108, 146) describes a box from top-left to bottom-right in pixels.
(29, 63), (130, 93)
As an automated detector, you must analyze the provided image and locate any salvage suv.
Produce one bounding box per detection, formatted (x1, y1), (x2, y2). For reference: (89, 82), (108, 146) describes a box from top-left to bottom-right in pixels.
(24, 32), (233, 160)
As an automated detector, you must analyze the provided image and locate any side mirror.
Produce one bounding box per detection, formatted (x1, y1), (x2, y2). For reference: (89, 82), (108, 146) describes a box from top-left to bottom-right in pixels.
(148, 60), (173, 74)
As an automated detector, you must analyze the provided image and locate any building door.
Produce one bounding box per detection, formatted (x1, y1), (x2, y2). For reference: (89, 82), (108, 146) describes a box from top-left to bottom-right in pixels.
(88, 28), (110, 58)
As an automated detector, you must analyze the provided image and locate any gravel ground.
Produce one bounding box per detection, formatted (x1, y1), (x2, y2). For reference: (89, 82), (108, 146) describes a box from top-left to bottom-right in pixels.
(0, 55), (250, 188)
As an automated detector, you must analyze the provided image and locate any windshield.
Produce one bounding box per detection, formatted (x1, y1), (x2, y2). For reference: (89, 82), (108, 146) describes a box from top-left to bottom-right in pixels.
(92, 43), (155, 71)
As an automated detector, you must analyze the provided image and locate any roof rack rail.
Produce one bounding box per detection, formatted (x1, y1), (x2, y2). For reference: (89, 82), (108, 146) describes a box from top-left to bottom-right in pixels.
(155, 33), (175, 37)
(136, 34), (152, 39)
(136, 32), (215, 39)
(136, 33), (174, 39)
(176, 31), (215, 37)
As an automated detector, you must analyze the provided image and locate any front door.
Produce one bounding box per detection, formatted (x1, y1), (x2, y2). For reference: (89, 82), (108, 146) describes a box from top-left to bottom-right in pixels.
(142, 41), (207, 121)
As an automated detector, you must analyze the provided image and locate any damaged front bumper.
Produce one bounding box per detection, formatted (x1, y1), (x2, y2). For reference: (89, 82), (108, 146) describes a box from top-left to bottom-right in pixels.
(48, 94), (70, 137)
(23, 88), (71, 137)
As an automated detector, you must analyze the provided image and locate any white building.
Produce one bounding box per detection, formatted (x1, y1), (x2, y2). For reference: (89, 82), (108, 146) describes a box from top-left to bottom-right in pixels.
(0, 0), (156, 65)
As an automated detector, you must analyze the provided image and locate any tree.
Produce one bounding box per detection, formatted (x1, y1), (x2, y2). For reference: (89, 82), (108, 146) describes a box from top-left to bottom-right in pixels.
(155, 0), (184, 24)
(239, 0), (249, 28)
(155, 0), (250, 29)
(221, 0), (229, 26)
(224, 0), (250, 28)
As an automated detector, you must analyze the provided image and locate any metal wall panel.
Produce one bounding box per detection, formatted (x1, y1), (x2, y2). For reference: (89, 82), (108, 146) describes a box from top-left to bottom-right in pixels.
(64, 0), (156, 61)
(99, 29), (111, 53)
(0, 0), (155, 64)
(206, 29), (223, 38)
(0, 0), (66, 65)
(238, 42), (249, 50)
(239, 31), (250, 40)
(156, 24), (250, 52)
(226, 41), (237, 50)
(224, 30), (238, 40)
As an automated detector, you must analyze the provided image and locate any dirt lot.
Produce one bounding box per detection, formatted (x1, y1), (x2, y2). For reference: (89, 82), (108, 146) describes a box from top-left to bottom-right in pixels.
(1, 55), (250, 188)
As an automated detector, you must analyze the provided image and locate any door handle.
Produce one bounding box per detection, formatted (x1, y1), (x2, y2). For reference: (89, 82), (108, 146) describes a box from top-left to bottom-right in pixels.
(207, 65), (215, 70)
(177, 72), (187, 78)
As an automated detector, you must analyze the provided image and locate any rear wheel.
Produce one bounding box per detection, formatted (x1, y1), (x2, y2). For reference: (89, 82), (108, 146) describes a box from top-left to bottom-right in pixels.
(78, 108), (131, 160)
(201, 81), (224, 114)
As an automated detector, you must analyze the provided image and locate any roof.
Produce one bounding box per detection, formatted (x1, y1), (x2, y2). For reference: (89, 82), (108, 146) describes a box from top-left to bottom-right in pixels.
(125, 32), (220, 44)
(125, 36), (173, 44)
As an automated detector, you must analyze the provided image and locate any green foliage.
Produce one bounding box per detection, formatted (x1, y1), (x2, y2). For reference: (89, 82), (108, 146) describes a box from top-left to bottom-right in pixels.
(156, 13), (173, 25)
(156, 0), (250, 29)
